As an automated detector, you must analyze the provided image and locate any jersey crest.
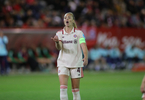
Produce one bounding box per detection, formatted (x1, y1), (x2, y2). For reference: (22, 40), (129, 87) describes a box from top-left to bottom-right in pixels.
(73, 34), (77, 38)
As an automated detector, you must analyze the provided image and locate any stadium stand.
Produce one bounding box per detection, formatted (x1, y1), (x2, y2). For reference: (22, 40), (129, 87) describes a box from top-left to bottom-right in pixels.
(0, 0), (145, 28)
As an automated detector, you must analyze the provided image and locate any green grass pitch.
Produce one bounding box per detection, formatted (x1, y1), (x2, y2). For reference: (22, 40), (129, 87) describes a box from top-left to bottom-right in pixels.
(0, 71), (144, 100)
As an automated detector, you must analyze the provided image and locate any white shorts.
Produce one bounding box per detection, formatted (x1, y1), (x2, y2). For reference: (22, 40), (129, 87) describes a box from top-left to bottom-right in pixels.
(142, 93), (145, 99)
(58, 66), (84, 78)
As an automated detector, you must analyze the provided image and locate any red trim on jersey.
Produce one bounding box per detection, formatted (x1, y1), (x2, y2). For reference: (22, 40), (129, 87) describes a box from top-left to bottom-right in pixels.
(74, 28), (75, 32)
(57, 29), (63, 32)
(62, 30), (64, 34)
(81, 68), (84, 78)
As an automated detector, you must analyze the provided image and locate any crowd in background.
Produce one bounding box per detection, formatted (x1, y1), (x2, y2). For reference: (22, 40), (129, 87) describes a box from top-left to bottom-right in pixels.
(7, 43), (57, 73)
(6, 42), (145, 73)
(0, 0), (145, 28)
(87, 43), (145, 71)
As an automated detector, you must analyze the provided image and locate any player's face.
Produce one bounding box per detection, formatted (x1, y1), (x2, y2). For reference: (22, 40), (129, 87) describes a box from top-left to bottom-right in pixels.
(64, 13), (74, 27)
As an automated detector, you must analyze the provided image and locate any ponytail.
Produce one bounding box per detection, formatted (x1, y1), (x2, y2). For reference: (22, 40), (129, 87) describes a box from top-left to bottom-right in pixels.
(73, 21), (77, 28)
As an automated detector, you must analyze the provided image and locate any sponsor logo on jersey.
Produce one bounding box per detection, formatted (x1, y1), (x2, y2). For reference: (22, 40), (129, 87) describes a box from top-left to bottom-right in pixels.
(62, 40), (73, 44)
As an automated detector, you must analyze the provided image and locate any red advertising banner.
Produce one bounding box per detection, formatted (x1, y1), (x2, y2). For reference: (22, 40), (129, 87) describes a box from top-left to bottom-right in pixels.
(2, 28), (145, 51)
(96, 28), (145, 51)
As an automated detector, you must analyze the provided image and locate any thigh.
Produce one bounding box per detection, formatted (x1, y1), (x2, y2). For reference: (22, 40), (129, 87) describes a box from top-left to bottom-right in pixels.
(59, 75), (69, 85)
(58, 67), (69, 85)
(71, 78), (80, 89)
(70, 67), (84, 89)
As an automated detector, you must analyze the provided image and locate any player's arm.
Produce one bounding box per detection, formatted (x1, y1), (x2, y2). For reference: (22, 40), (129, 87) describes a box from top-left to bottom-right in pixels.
(79, 36), (88, 66)
(55, 41), (62, 50)
(141, 76), (145, 93)
(51, 35), (62, 50)
(81, 43), (88, 66)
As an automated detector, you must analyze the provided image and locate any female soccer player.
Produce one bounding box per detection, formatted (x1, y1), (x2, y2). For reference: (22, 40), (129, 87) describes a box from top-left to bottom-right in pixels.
(51, 12), (88, 100)
(141, 75), (145, 100)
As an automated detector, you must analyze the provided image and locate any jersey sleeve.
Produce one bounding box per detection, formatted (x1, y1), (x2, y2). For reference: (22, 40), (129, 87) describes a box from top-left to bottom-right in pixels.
(79, 31), (86, 44)
(56, 31), (62, 41)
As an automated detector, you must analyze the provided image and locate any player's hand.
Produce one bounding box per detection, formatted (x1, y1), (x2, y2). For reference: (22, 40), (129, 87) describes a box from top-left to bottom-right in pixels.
(82, 57), (88, 66)
(51, 35), (59, 42)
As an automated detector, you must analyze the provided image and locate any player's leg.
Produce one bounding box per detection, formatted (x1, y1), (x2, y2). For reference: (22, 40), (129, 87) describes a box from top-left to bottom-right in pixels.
(58, 67), (69, 100)
(71, 78), (81, 100)
(142, 93), (145, 100)
(3, 56), (8, 74)
(70, 67), (83, 100)
(0, 56), (2, 75)
(0, 56), (6, 75)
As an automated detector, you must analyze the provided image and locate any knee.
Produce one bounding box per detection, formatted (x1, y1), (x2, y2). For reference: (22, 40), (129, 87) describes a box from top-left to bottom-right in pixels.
(72, 85), (79, 89)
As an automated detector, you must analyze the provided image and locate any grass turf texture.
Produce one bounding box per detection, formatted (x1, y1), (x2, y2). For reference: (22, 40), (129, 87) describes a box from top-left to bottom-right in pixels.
(0, 71), (144, 100)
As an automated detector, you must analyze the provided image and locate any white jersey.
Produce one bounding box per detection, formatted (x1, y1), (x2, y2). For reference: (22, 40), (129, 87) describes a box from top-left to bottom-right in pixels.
(56, 27), (85, 68)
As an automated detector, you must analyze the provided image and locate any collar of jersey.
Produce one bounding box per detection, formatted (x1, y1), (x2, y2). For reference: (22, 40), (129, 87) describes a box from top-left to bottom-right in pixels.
(63, 27), (75, 35)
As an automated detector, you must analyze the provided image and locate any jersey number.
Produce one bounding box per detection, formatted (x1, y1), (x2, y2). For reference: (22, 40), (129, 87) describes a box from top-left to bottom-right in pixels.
(77, 68), (80, 73)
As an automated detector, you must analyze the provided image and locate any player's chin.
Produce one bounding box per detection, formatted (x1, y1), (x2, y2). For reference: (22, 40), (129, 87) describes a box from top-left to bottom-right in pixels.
(65, 24), (69, 27)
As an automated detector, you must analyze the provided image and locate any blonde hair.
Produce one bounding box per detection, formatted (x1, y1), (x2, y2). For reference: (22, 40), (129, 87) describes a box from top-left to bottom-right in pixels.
(64, 12), (77, 28)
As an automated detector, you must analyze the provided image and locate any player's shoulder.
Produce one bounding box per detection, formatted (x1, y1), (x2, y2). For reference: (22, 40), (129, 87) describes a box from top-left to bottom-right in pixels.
(75, 28), (83, 33)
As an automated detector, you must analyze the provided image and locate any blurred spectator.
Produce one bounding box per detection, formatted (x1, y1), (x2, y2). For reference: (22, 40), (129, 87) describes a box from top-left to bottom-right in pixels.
(88, 44), (108, 71)
(109, 45), (125, 69)
(124, 44), (144, 69)
(125, 44), (143, 63)
(0, 0), (145, 28)
(27, 45), (40, 71)
(36, 43), (55, 71)
(7, 48), (20, 70)
(134, 45), (144, 62)
(0, 31), (9, 75)
(16, 46), (29, 72)
(7, 43), (57, 73)
(8, 46), (29, 73)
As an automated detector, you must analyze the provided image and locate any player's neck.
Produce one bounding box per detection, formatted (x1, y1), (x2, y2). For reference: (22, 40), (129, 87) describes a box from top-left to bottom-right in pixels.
(65, 26), (73, 34)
